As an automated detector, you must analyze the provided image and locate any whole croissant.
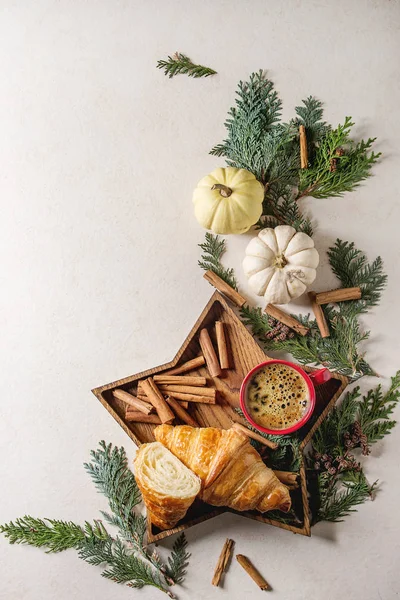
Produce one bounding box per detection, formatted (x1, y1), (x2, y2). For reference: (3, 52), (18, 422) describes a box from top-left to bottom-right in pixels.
(154, 425), (291, 513)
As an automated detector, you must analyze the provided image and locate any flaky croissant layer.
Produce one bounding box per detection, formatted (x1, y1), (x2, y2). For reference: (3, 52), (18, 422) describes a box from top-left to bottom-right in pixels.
(154, 425), (291, 514)
(134, 442), (201, 529)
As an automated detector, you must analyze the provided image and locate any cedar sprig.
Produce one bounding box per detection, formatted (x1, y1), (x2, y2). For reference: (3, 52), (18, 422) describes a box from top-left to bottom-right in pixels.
(165, 533), (191, 584)
(198, 232), (238, 290)
(157, 52), (216, 79)
(316, 471), (373, 523)
(297, 117), (381, 199)
(240, 304), (374, 380)
(0, 517), (107, 553)
(1, 441), (190, 596)
(327, 239), (387, 311)
(79, 536), (174, 596)
(310, 374), (399, 522)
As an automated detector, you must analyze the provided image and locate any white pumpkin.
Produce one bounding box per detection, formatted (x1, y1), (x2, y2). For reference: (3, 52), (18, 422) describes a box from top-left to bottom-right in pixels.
(193, 167), (264, 234)
(243, 226), (319, 305)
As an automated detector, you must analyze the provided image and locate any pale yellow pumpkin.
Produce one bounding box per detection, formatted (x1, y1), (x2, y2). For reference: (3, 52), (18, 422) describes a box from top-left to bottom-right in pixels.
(193, 167), (264, 234)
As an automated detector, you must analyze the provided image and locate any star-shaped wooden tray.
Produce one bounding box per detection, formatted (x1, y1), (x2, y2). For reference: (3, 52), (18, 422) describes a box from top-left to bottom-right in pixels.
(92, 291), (348, 543)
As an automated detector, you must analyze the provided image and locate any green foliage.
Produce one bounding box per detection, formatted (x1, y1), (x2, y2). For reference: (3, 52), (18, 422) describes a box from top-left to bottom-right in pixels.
(79, 537), (173, 595)
(157, 53), (216, 78)
(327, 239), (387, 311)
(317, 472), (373, 522)
(240, 304), (374, 380)
(1, 441), (190, 596)
(298, 117), (381, 199)
(357, 371), (400, 445)
(0, 517), (107, 554)
(198, 232), (238, 290)
(84, 441), (145, 546)
(310, 374), (399, 522)
(165, 533), (191, 584)
(293, 96), (330, 153)
(240, 239), (387, 380)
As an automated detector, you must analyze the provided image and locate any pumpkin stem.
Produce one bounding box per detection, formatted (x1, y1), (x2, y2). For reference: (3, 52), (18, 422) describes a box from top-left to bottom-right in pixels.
(275, 255), (287, 268)
(211, 184), (233, 198)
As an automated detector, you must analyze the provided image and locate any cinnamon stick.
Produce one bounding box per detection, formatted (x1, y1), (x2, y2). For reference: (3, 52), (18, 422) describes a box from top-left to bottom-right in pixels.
(212, 538), (235, 587)
(299, 124), (308, 169)
(125, 409), (162, 424)
(163, 355), (206, 376)
(199, 328), (222, 377)
(159, 391), (216, 404)
(141, 378), (175, 424)
(236, 555), (270, 590)
(165, 396), (199, 427)
(215, 321), (230, 369)
(158, 384), (216, 398)
(153, 375), (206, 386)
(137, 391), (189, 409)
(315, 286), (362, 305)
(273, 470), (299, 487)
(113, 389), (154, 415)
(308, 291), (330, 338)
(264, 303), (309, 336)
(231, 422), (278, 450)
(203, 270), (246, 308)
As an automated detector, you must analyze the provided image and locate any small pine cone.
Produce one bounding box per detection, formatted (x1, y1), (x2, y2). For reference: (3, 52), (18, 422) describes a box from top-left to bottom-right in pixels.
(329, 158), (338, 173)
(335, 147), (345, 157)
(328, 467), (337, 476)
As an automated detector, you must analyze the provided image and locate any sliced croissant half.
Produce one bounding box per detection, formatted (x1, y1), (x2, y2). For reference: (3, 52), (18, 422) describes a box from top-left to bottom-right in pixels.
(134, 442), (201, 529)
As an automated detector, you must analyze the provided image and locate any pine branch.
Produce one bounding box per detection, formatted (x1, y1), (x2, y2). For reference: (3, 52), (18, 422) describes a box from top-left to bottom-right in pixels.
(327, 239), (387, 310)
(157, 53), (216, 79)
(198, 232), (238, 290)
(165, 533), (191, 584)
(297, 117), (381, 199)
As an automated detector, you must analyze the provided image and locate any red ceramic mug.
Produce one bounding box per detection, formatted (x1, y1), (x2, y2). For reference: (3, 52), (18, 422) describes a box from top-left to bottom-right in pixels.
(240, 359), (331, 435)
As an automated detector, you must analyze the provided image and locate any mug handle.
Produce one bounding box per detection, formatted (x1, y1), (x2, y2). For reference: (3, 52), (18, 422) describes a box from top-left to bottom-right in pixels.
(309, 368), (331, 386)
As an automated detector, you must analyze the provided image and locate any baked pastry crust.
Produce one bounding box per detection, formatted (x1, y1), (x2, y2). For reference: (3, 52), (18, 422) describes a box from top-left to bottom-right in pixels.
(134, 441), (201, 529)
(154, 425), (291, 513)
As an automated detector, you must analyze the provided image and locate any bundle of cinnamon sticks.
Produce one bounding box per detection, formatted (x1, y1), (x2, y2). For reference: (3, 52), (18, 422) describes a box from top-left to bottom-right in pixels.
(113, 319), (232, 427)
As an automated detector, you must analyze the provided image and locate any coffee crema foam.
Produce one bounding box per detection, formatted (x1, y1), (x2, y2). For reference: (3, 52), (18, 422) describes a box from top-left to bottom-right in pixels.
(246, 363), (310, 430)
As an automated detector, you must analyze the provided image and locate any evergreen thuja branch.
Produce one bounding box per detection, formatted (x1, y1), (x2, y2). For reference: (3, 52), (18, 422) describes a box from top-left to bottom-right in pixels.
(157, 52), (216, 78)
(198, 232), (238, 290)
(316, 472), (373, 523)
(239, 304), (373, 380)
(0, 517), (107, 553)
(164, 533), (191, 584)
(1, 442), (191, 595)
(79, 537), (175, 597)
(297, 117), (381, 199)
(84, 441), (176, 584)
(327, 239), (387, 311)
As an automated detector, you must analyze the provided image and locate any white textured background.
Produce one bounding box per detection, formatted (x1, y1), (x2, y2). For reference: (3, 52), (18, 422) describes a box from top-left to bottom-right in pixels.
(1, 1), (400, 599)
